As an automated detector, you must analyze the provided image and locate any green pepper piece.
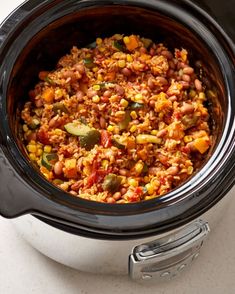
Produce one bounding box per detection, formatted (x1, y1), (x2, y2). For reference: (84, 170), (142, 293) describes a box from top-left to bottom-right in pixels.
(83, 58), (95, 68)
(53, 102), (69, 114)
(28, 118), (40, 130)
(113, 40), (124, 51)
(142, 163), (149, 174)
(53, 179), (64, 185)
(45, 76), (54, 85)
(41, 152), (58, 171)
(141, 38), (153, 49)
(102, 174), (122, 193)
(118, 111), (131, 130)
(112, 138), (125, 149)
(98, 82), (115, 89)
(79, 130), (101, 150)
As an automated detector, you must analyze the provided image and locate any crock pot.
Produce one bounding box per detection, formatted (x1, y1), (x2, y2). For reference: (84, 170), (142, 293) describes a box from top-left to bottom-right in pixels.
(0, 0), (234, 282)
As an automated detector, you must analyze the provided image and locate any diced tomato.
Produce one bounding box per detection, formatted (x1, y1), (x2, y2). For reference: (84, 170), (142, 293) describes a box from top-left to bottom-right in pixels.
(86, 159), (99, 188)
(64, 168), (77, 179)
(60, 149), (72, 158)
(160, 177), (166, 185)
(86, 170), (98, 188)
(134, 186), (143, 196)
(181, 146), (190, 154)
(101, 130), (112, 148)
(101, 96), (109, 103)
(128, 191), (141, 202)
(174, 111), (183, 120)
(37, 128), (50, 145)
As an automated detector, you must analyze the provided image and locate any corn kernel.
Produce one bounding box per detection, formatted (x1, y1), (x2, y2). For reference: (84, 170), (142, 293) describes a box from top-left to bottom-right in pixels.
(184, 136), (193, 143)
(54, 129), (63, 135)
(97, 74), (103, 82)
(23, 124), (28, 132)
(60, 182), (69, 191)
(199, 92), (206, 100)
(118, 60), (126, 68)
(44, 145), (52, 153)
(92, 67), (98, 73)
(98, 46), (106, 52)
(123, 36), (130, 44)
(126, 54), (133, 62)
(96, 37), (103, 45)
(130, 125), (137, 133)
(135, 162), (144, 174)
(107, 125), (114, 132)
(135, 93), (143, 102)
(55, 89), (64, 99)
(146, 183), (154, 195)
(36, 148), (43, 157)
(93, 84), (101, 91)
(151, 130), (158, 135)
(120, 99), (129, 108)
(92, 95), (100, 103)
(189, 89), (196, 98)
(144, 176), (149, 183)
(130, 111), (137, 119)
(29, 153), (37, 161)
(27, 145), (37, 153)
(120, 176), (127, 185)
(65, 158), (77, 169)
(101, 159), (109, 169)
(159, 112), (164, 119)
(128, 178), (138, 187)
(29, 140), (36, 145)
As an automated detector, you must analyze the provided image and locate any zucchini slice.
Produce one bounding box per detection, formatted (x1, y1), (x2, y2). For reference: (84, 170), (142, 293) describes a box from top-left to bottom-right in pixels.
(41, 152), (58, 171)
(64, 122), (92, 136)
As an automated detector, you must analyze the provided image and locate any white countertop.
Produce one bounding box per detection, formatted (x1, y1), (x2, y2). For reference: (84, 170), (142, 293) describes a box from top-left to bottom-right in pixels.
(0, 1), (235, 293)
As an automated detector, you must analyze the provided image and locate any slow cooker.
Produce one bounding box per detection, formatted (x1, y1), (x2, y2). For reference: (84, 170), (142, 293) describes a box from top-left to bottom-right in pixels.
(0, 0), (234, 282)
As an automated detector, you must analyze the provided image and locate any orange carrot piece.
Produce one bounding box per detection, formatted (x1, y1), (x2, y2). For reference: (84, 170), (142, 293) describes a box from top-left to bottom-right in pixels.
(126, 35), (139, 51)
(105, 71), (116, 81)
(42, 88), (55, 103)
(193, 137), (210, 154)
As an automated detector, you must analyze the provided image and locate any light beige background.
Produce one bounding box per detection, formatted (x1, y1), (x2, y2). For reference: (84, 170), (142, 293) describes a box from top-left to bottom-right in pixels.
(0, 1), (234, 293)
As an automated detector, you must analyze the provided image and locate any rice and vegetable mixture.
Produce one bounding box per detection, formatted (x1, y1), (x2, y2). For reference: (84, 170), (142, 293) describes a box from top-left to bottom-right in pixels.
(21, 34), (212, 203)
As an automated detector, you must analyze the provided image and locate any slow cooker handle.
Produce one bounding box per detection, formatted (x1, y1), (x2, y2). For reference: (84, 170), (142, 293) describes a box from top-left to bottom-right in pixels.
(0, 145), (57, 218)
(129, 220), (210, 282)
(0, 147), (35, 217)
